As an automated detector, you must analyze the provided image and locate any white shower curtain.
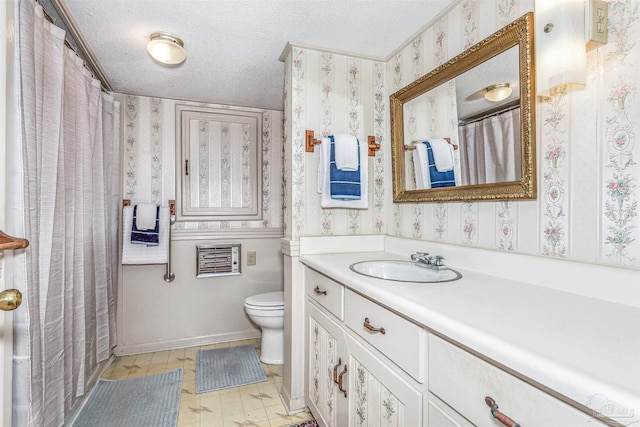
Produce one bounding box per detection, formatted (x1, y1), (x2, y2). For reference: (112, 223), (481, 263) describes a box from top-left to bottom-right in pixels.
(11, 1), (120, 425)
(458, 107), (521, 186)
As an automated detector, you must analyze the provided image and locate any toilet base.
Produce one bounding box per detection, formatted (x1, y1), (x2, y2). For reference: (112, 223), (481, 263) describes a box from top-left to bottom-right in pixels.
(259, 328), (284, 364)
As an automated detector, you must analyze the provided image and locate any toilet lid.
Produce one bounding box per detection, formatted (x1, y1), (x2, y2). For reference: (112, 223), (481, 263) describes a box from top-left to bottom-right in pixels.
(245, 291), (284, 308)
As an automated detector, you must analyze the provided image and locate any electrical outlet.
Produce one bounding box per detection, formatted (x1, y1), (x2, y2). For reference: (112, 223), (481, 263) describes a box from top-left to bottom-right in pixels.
(247, 251), (256, 266)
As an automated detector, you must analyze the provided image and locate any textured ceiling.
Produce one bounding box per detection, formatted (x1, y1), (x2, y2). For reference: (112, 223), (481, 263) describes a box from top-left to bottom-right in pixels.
(61, 0), (457, 110)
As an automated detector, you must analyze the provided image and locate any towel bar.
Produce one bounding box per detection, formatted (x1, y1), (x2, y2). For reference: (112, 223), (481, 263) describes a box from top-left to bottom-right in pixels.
(123, 199), (176, 282)
(404, 137), (457, 151)
(305, 130), (380, 156)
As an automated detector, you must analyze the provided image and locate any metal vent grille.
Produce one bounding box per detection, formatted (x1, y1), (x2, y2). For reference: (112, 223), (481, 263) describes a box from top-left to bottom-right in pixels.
(196, 244), (240, 278)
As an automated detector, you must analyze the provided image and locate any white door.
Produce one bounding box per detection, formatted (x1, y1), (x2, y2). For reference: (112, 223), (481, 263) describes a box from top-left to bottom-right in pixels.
(1, 1), (19, 425)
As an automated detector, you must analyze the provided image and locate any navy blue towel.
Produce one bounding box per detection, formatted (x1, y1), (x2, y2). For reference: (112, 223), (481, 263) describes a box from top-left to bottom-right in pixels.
(131, 205), (160, 246)
(329, 135), (361, 200)
(425, 142), (456, 188)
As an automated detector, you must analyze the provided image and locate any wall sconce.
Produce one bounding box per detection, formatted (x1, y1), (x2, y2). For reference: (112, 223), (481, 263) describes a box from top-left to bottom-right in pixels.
(485, 83), (512, 102)
(535, 0), (586, 95)
(147, 32), (186, 65)
(535, 0), (608, 96)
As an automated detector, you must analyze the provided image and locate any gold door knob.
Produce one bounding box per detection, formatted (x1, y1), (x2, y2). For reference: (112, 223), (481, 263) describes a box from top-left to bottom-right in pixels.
(0, 289), (22, 311)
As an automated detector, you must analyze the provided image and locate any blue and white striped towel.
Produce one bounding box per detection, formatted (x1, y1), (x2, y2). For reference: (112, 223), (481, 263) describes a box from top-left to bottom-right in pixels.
(318, 136), (368, 209)
(425, 142), (456, 188)
(131, 205), (160, 246)
(329, 135), (361, 200)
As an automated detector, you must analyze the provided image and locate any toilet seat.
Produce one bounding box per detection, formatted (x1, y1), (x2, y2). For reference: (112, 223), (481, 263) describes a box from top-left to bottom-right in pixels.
(245, 291), (284, 311)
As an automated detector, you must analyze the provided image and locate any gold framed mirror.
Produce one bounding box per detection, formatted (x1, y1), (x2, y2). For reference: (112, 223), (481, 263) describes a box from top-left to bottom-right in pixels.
(391, 12), (535, 203)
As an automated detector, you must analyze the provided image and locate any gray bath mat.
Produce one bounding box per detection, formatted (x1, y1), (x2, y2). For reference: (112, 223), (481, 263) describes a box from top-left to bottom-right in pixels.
(196, 344), (267, 393)
(72, 368), (182, 427)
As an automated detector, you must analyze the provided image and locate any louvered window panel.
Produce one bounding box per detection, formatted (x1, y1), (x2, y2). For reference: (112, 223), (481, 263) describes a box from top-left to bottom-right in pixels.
(196, 244), (240, 277)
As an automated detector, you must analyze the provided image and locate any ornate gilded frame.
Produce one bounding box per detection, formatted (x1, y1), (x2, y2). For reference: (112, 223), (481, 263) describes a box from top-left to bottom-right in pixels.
(390, 12), (536, 203)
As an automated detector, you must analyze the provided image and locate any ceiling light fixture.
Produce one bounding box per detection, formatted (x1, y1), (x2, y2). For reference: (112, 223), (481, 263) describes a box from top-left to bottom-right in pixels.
(147, 32), (186, 65)
(484, 83), (512, 102)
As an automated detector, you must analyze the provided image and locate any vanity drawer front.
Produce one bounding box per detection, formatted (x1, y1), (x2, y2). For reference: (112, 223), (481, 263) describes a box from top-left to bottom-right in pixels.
(344, 289), (424, 382)
(305, 268), (344, 320)
(428, 334), (605, 426)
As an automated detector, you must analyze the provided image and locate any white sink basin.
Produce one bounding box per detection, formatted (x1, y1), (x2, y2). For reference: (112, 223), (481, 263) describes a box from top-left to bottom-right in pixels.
(349, 260), (462, 283)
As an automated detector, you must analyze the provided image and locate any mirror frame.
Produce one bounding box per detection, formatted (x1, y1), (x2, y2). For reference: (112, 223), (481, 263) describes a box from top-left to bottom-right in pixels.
(390, 12), (536, 203)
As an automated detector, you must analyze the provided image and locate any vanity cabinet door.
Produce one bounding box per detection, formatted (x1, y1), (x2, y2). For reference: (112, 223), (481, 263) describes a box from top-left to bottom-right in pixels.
(428, 334), (609, 426)
(307, 301), (349, 427)
(345, 333), (422, 427)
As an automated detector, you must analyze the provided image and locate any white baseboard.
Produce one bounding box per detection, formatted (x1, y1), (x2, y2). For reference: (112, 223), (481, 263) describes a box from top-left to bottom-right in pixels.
(279, 384), (307, 415)
(113, 330), (261, 356)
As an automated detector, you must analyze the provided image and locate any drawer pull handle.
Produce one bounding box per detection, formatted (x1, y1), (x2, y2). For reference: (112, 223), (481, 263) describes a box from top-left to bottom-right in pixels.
(485, 396), (521, 427)
(314, 286), (327, 295)
(332, 358), (342, 384)
(338, 365), (348, 397)
(363, 317), (386, 334)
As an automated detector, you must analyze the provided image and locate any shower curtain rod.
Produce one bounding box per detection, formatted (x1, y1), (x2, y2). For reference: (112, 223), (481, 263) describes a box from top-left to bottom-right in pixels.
(458, 100), (520, 126)
(37, 0), (114, 92)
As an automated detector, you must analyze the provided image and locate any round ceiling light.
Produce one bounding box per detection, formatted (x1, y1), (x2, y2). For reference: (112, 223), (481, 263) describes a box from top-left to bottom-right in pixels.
(484, 83), (512, 102)
(147, 32), (186, 65)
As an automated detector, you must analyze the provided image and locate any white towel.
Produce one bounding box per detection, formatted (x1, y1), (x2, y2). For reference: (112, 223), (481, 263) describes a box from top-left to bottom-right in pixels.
(317, 137), (330, 194)
(333, 134), (359, 171)
(429, 138), (454, 172)
(135, 203), (158, 230)
(321, 137), (368, 209)
(413, 143), (431, 189)
(122, 206), (169, 264)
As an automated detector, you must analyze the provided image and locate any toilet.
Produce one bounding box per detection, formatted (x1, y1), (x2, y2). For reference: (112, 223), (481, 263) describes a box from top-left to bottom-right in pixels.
(244, 291), (284, 364)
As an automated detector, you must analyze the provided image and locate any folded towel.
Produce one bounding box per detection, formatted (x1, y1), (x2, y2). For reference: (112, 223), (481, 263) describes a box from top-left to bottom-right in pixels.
(131, 205), (160, 246)
(425, 142), (456, 188)
(329, 135), (361, 200)
(122, 206), (169, 264)
(333, 134), (359, 171)
(321, 136), (368, 209)
(135, 203), (158, 230)
(317, 137), (329, 194)
(429, 138), (454, 172)
(413, 142), (431, 189)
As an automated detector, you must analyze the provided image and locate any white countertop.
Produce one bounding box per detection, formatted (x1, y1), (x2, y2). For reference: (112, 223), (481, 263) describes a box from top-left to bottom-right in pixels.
(300, 250), (640, 421)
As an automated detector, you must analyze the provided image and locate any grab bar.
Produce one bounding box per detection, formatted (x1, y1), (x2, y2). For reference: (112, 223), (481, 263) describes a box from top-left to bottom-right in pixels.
(164, 200), (176, 283)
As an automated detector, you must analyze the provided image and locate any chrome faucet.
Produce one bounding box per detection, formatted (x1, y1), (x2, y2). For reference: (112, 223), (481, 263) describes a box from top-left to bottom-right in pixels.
(410, 252), (447, 271)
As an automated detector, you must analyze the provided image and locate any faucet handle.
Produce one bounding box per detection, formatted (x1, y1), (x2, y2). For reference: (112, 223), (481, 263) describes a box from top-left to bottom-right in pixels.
(433, 255), (445, 266)
(411, 252), (429, 261)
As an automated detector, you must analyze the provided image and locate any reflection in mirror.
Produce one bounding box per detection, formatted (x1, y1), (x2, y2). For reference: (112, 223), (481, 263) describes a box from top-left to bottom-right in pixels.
(176, 105), (263, 221)
(391, 13), (535, 203)
(456, 46), (521, 186)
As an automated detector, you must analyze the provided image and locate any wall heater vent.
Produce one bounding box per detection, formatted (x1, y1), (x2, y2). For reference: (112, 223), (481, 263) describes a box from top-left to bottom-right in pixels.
(196, 244), (240, 278)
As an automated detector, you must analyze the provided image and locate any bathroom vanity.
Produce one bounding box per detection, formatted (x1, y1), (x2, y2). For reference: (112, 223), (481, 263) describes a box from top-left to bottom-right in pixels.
(294, 236), (639, 427)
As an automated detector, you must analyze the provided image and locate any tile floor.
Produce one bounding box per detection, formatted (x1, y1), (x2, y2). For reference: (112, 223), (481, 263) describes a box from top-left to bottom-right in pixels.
(101, 339), (315, 427)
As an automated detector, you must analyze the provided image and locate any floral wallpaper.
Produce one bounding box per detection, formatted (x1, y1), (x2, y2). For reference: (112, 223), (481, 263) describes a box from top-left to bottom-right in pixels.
(284, 47), (387, 239)
(283, 0), (640, 270)
(121, 94), (283, 230)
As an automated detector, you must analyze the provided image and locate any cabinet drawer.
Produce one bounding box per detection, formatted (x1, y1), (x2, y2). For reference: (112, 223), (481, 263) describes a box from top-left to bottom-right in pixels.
(428, 334), (606, 426)
(306, 268), (344, 320)
(344, 289), (424, 382)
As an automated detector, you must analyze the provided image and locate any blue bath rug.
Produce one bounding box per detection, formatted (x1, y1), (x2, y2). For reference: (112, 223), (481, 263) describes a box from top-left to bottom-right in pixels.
(196, 344), (267, 393)
(72, 368), (182, 427)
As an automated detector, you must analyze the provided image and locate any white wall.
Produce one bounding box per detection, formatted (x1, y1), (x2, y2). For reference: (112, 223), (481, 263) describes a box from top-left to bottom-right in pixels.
(117, 94), (284, 354)
(117, 235), (283, 355)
